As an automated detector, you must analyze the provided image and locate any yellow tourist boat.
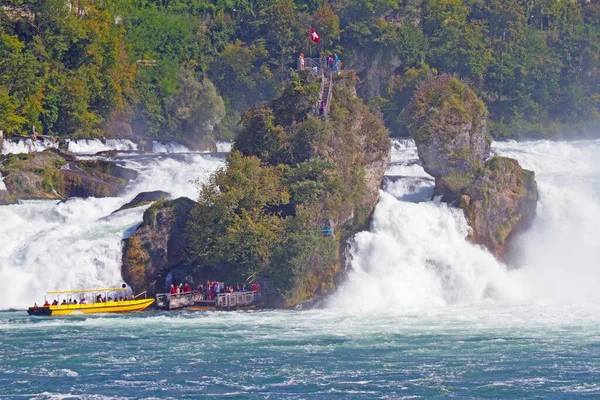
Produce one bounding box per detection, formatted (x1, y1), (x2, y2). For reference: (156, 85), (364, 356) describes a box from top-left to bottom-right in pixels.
(27, 287), (154, 316)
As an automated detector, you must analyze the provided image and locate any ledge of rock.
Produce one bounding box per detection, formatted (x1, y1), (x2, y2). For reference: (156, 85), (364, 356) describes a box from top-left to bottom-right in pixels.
(121, 197), (195, 297)
(0, 149), (138, 204)
(407, 75), (537, 259)
(112, 190), (172, 214)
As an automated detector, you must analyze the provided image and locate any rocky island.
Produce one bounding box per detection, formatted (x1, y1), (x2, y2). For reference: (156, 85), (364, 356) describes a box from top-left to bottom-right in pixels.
(407, 75), (538, 259)
(122, 72), (391, 306)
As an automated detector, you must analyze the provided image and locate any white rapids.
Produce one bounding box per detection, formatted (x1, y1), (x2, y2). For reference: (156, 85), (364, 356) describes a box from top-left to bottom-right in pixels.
(330, 138), (600, 310)
(0, 153), (224, 309)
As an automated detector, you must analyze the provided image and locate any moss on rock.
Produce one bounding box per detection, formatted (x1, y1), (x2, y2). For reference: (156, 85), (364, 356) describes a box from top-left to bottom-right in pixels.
(460, 157), (538, 259)
(407, 75), (489, 178)
(0, 149), (137, 204)
(407, 76), (537, 259)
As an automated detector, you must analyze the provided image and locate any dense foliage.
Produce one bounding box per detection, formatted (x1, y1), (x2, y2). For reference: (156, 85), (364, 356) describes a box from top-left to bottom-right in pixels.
(2, 0), (600, 140)
(186, 73), (389, 304)
(407, 75), (487, 143)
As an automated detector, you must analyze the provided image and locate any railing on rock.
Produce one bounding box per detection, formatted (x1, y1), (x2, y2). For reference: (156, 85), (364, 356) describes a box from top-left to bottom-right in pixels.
(298, 57), (334, 121)
(155, 290), (267, 310)
(216, 291), (262, 308)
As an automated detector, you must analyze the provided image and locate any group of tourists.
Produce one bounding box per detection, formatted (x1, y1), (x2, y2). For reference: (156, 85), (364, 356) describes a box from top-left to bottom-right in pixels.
(325, 53), (339, 74)
(169, 280), (261, 301)
(297, 53), (340, 74)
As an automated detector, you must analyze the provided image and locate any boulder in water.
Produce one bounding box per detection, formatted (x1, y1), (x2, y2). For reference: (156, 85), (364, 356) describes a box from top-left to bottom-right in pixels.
(112, 190), (172, 213)
(407, 76), (537, 259)
(459, 157), (537, 259)
(407, 75), (490, 179)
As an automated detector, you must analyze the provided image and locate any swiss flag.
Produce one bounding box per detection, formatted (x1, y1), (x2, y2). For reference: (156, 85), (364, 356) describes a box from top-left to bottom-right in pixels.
(310, 28), (320, 43)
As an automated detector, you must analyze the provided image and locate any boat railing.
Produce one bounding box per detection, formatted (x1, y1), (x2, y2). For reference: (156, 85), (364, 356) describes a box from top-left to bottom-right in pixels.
(134, 291), (147, 299)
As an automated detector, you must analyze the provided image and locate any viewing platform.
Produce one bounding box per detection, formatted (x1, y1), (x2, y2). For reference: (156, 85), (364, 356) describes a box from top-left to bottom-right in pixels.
(155, 290), (269, 311)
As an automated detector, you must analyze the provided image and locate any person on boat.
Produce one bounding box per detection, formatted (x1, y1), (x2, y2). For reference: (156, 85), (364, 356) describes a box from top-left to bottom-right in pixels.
(73, 299), (78, 304)
(52, 299), (58, 306)
(61, 299), (67, 305)
(122, 283), (133, 300)
(96, 294), (103, 303)
(170, 284), (176, 295)
(80, 297), (86, 304)
(43, 300), (50, 306)
(183, 283), (191, 293)
(252, 281), (260, 292)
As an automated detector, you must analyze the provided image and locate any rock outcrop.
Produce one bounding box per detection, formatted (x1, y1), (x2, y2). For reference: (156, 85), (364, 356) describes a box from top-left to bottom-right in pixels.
(407, 76), (537, 258)
(112, 190), (172, 214)
(121, 197), (195, 296)
(121, 72), (391, 306)
(459, 157), (537, 258)
(0, 149), (137, 204)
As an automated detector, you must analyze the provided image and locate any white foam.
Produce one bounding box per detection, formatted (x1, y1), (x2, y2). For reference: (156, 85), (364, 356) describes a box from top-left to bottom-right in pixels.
(216, 142), (233, 153)
(0, 153), (224, 309)
(332, 138), (600, 310)
(0, 172), (6, 191)
(66, 139), (138, 154)
(152, 141), (190, 153)
(1, 138), (59, 155)
(493, 139), (600, 303)
(329, 192), (525, 310)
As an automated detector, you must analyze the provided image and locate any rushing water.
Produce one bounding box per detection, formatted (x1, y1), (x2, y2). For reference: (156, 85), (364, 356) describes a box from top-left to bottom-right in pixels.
(0, 152), (225, 310)
(1, 139), (600, 398)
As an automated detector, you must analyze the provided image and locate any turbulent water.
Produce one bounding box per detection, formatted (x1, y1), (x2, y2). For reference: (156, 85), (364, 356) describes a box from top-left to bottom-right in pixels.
(1, 139), (600, 398)
(0, 146), (225, 310)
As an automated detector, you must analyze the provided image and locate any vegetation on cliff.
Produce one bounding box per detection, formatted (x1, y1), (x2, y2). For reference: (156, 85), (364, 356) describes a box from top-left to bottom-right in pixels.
(2, 0), (600, 141)
(407, 75), (490, 180)
(407, 75), (537, 258)
(185, 73), (390, 305)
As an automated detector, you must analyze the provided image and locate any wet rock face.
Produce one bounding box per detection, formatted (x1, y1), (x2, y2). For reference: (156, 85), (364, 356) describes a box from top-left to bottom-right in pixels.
(407, 76), (537, 258)
(121, 197), (195, 296)
(460, 157), (538, 259)
(0, 149), (138, 204)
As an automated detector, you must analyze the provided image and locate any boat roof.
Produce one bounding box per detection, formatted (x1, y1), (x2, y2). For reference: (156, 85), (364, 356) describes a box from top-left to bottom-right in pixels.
(47, 288), (126, 294)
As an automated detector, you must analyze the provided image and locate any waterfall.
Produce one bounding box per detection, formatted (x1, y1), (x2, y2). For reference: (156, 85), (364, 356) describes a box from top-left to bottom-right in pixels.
(216, 142), (233, 153)
(151, 141), (190, 153)
(0, 153), (224, 309)
(1, 138), (59, 155)
(66, 139), (138, 153)
(330, 139), (600, 310)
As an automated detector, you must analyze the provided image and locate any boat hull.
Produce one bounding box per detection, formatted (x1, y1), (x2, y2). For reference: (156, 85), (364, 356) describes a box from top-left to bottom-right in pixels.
(27, 299), (154, 316)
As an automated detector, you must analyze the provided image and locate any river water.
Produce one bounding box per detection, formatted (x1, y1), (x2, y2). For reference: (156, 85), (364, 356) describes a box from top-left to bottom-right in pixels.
(1, 139), (600, 398)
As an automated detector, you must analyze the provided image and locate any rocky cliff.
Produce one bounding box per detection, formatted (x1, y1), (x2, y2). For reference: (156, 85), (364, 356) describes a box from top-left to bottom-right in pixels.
(407, 76), (537, 259)
(121, 197), (195, 296)
(0, 149), (138, 204)
(121, 72), (391, 306)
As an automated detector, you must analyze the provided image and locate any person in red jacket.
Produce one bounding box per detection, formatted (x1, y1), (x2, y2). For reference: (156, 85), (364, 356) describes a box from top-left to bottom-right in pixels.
(183, 283), (191, 293)
(170, 284), (177, 295)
